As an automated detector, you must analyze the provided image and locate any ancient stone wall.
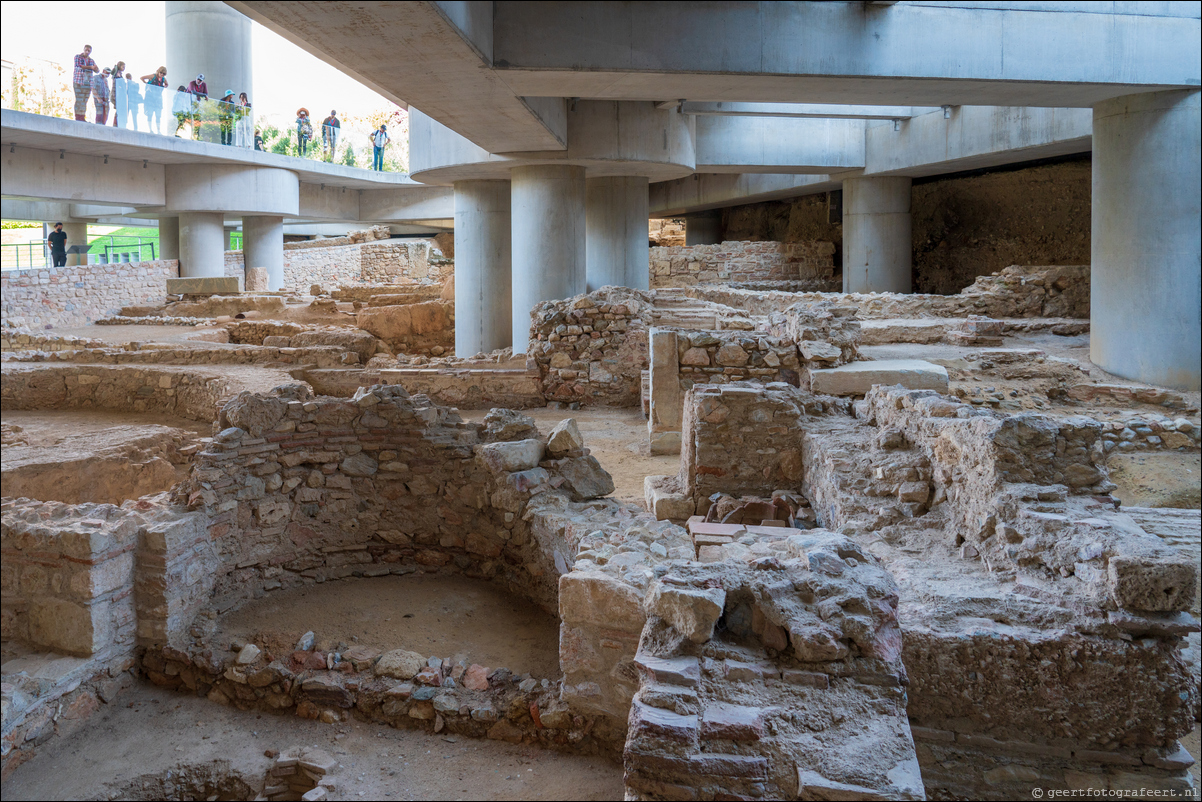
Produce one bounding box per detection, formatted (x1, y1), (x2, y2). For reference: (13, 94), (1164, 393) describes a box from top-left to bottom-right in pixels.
(1, 500), (139, 658)
(1, 342), (355, 369)
(224, 237), (451, 294)
(1, 329), (108, 352)
(0, 365), (231, 422)
(721, 159), (1092, 294)
(529, 287), (651, 406)
(691, 264), (1090, 321)
(0, 260), (180, 330)
(648, 218), (685, 247)
(649, 241), (835, 288)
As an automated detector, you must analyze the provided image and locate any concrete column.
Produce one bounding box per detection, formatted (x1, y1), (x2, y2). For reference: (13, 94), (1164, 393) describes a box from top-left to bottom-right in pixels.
(62, 222), (87, 266)
(166, 2), (252, 105)
(159, 217), (180, 260)
(178, 212), (225, 278)
(243, 215), (285, 291)
(224, 225), (238, 252)
(842, 176), (912, 294)
(586, 176), (650, 292)
(454, 180), (512, 357)
(685, 212), (722, 246)
(1092, 90), (1200, 390)
(510, 165), (586, 353)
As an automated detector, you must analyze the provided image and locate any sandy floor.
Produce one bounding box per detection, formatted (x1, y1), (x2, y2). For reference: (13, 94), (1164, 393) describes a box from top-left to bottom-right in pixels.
(2, 408), (211, 442)
(1108, 451), (1202, 509)
(215, 574), (561, 679)
(0, 682), (623, 802)
(461, 407), (678, 507)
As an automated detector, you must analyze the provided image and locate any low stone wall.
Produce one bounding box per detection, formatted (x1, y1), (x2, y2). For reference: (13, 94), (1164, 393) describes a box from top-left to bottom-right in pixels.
(1, 260), (180, 330)
(225, 238), (452, 294)
(295, 366), (546, 410)
(650, 240), (835, 288)
(528, 287), (651, 406)
(1, 329), (108, 352)
(0, 365), (231, 422)
(1, 342), (356, 369)
(692, 264), (1090, 321)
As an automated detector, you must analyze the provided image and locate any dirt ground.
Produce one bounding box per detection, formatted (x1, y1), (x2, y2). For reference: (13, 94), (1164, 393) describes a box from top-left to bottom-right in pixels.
(1108, 451), (1202, 510)
(461, 407), (678, 507)
(0, 682), (623, 802)
(2, 408), (211, 441)
(215, 574), (561, 679)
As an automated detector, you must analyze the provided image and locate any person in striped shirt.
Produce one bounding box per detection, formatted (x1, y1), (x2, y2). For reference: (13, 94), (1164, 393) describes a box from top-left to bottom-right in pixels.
(71, 45), (98, 121)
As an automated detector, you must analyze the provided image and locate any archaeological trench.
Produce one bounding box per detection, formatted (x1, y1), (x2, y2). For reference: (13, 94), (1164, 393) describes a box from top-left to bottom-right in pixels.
(2, 208), (1200, 801)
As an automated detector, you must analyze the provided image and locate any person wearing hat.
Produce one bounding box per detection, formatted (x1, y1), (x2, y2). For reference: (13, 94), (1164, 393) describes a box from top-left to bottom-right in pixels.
(92, 68), (112, 124)
(296, 108), (313, 156)
(188, 74), (208, 99)
(321, 109), (341, 161)
(372, 123), (390, 171)
(219, 90), (237, 145)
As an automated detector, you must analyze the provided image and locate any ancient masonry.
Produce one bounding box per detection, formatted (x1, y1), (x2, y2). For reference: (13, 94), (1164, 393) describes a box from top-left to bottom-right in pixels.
(2, 243), (1199, 799)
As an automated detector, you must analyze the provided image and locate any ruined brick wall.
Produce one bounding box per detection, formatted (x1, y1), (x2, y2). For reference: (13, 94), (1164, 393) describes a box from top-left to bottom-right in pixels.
(671, 329), (801, 390)
(649, 241), (835, 288)
(1, 500), (139, 658)
(1, 329), (107, 352)
(0, 259), (180, 330)
(0, 365), (231, 422)
(648, 218), (685, 247)
(679, 383), (850, 511)
(529, 287), (651, 406)
(691, 264), (1090, 320)
(721, 159), (1092, 294)
(224, 237), (452, 293)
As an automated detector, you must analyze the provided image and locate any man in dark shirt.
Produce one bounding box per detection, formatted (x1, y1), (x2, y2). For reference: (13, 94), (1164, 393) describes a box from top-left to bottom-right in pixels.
(46, 222), (68, 267)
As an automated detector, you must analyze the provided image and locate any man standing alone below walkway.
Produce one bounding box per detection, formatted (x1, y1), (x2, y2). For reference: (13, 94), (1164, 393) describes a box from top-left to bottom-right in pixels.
(46, 223), (68, 268)
(72, 45), (98, 121)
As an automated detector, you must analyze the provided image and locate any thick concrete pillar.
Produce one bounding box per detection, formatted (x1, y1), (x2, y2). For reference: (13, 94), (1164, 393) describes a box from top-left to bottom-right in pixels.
(62, 222), (87, 266)
(586, 176), (650, 292)
(243, 215), (284, 291)
(842, 176), (912, 294)
(166, 2), (252, 105)
(454, 180), (512, 356)
(159, 217), (180, 260)
(685, 212), (722, 246)
(177, 212), (225, 278)
(510, 165), (586, 353)
(1092, 90), (1200, 390)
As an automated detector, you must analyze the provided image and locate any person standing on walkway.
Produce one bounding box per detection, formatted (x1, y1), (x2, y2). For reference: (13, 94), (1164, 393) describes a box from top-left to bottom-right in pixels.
(372, 123), (390, 171)
(235, 92), (253, 148)
(141, 67), (169, 134)
(109, 62), (128, 127)
(296, 108), (313, 156)
(322, 110), (340, 160)
(187, 73), (208, 99)
(171, 85), (193, 137)
(218, 90), (237, 145)
(92, 68), (112, 124)
(46, 223), (68, 268)
(71, 45), (98, 121)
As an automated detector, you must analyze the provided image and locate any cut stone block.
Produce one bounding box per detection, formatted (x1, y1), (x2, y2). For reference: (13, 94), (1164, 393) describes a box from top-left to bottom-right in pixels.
(809, 359), (949, 396)
(649, 430), (681, 455)
(645, 476), (696, 521)
(165, 276), (241, 295)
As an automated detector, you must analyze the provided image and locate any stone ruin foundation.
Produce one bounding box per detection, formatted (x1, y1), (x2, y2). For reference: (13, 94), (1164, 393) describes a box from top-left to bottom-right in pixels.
(1, 256), (1199, 801)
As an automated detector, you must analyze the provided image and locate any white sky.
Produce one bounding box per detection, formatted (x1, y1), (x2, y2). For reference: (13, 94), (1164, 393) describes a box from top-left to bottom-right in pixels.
(0, 1), (398, 120)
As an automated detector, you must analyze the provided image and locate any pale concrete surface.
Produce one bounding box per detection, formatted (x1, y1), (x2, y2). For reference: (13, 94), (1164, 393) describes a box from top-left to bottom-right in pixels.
(810, 359), (950, 396)
(454, 179), (512, 356)
(842, 176), (912, 295)
(585, 176), (650, 293)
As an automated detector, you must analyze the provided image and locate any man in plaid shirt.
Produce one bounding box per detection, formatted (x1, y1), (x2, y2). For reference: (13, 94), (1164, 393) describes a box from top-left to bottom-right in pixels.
(72, 45), (98, 121)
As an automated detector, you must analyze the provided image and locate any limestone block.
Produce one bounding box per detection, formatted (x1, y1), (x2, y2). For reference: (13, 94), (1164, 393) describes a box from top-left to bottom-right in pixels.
(478, 439), (544, 473)
(810, 360), (949, 396)
(165, 276), (240, 295)
(1107, 554), (1197, 612)
(649, 430), (681, 455)
(375, 649), (427, 680)
(715, 343), (749, 367)
(546, 418), (584, 456)
(29, 597), (99, 656)
(553, 455), (615, 500)
(244, 267), (270, 292)
(799, 340), (842, 362)
(680, 347), (710, 366)
(645, 476), (695, 521)
(559, 571), (647, 632)
(647, 582), (725, 643)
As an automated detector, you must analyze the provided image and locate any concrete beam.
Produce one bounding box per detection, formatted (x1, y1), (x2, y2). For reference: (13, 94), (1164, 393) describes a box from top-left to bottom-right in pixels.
(651, 174), (837, 218)
(695, 116), (865, 174)
(227, 0), (567, 153)
(358, 186), (456, 224)
(2, 145), (165, 207)
(493, 2), (1200, 108)
(682, 102), (939, 120)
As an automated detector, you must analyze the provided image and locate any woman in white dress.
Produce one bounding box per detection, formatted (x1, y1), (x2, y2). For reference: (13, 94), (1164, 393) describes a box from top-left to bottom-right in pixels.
(235, 93), (254, 148)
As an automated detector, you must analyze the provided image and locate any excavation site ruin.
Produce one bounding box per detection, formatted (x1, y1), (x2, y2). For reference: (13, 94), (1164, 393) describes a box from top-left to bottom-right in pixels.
(2, 2), (1200, 800)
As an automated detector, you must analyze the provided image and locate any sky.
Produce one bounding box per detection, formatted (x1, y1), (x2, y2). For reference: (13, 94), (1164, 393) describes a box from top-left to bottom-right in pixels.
(0, 1), (399, 121)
